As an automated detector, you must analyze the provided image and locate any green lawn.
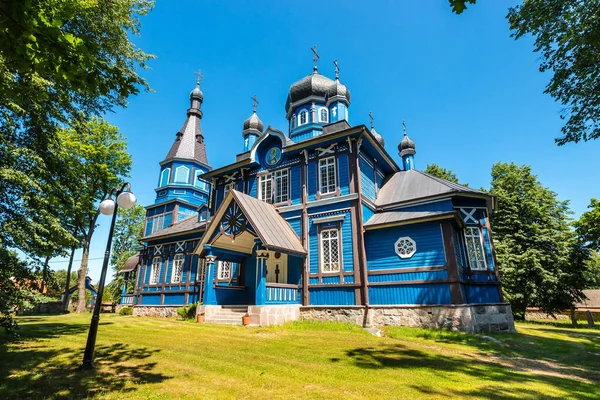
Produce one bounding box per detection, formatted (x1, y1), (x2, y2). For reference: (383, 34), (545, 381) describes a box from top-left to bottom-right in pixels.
(1, 314), (599, 399)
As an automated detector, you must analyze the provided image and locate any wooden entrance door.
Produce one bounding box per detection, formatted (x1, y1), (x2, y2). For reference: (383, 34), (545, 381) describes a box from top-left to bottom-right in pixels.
(266, 252), (287, 284)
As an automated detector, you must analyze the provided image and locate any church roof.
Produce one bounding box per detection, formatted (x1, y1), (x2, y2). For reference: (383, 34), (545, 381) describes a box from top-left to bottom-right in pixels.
(375, 170), (489, 207)
(142, 215), (207, 241)
(364, 210), (457, 229)
(121, 254), (140, 273)
(285, 72), (334, 112)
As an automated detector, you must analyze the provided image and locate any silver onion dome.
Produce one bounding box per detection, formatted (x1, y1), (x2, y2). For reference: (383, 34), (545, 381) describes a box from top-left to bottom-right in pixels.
(285, 72), (334, 112)
(327, 79), (351, 104)
(371, 127), (385, 146)
(243, 111), (264, 133)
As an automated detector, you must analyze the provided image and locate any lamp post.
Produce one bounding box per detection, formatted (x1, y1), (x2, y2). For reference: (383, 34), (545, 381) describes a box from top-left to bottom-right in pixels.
(81, 182), (136, 369)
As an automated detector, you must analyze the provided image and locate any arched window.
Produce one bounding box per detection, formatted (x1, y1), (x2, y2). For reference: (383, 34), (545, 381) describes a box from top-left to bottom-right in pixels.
(291, 114), (296, 129)
(160, 168), (170, 187)
(194, 170), (206, 190)
(174, 166), (190, 183)
(319, 108), (328, 123)
(299, 110), (308, 126)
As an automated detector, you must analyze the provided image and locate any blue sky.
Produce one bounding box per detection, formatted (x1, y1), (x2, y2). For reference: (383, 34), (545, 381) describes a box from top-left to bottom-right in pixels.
(48, 1), (600, 281)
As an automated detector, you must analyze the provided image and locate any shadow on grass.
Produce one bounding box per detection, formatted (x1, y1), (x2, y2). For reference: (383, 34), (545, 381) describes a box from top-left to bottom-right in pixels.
(0, 321), (170, 399)
(343, 344), (600, 399)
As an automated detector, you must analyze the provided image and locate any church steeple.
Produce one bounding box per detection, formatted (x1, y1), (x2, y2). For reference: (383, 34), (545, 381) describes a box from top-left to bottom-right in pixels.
(398, 120), (416, 171)
(162, 73), (208, 166)
(242, 95), (264, 152)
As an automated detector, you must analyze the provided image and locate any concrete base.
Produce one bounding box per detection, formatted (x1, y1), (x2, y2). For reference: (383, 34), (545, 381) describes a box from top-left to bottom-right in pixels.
(197, 305), (301, 327)
(301, 303), (516, 333)
(133, 306), (179, 318)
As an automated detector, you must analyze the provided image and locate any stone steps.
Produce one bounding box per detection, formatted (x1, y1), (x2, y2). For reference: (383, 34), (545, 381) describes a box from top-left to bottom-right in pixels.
(204, 306), (248, 325)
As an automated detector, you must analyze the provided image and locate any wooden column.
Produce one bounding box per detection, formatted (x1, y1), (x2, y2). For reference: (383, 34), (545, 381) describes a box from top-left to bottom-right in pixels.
(300, 151), (310, 305)
(351, 136), (369, 306)
(441, 220), (464, 304)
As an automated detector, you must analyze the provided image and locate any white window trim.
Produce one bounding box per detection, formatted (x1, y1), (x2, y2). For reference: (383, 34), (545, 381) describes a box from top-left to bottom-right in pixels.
(174, 165), (190, 184)
(194, 170), (207, 189)
(273, 169), (289, 204)
(217, 260), (232, 280)
(319, 107), (329, 123)
(151, 214), (165, 234)
(465, 226), (488, 270)
(223, 182), (234, 198)
(318, 156), (337, 195)
(258, 173), (273, 203)
(298, 110), (308, 126)
(160, 168), (171, 187)
(150, 257), (161, 285)
(171, 254), (185, 283)
(395, 236), (417, 259)
(320, 228), (341, 273)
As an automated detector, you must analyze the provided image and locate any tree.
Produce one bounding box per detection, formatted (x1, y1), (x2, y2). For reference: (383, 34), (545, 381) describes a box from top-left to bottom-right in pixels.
(56, 117), (132, 313)
(449, 0), (476, 14)
(574, 198), (600, 251)
(423, 163), (462, 184)
(490, 162), (589, 319)
(109, 204), (146, 301)
(583, 252), (600, 289)
(46, 269), (78, 299)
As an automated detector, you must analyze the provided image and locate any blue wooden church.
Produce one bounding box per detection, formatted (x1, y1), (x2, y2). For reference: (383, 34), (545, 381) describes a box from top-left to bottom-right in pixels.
(122, 55), (514, 332)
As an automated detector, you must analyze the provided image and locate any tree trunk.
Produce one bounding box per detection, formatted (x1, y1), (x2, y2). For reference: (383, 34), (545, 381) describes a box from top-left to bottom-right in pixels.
(41, 255), (51, 293)
(63, 246), (76, 311)
(76, 234), (92, 313)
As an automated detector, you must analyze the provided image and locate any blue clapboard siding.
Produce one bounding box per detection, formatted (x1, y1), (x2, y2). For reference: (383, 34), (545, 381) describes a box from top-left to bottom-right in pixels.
(163, 293), (185, 305)
(388, 199), (454, 213)
(188, 292), (199, 304)
(454, 229), (467, 272)
(338, 153), (350, 196)
(376, 172), (384, 198)
(362, 204), (375, 224)
(368, 269), (448, 283)
(369, 283), (452, 305)
(290, 165), (302, 205)
(309, 287), (355, 305)
(214, 288), (248, 305)
(248, 175), (257, 198)
(481, 221), (495, 270)
(309, 277), (319, 285)
(308, 210), (354, 275)
(307, 161), (317, 202)
(345, 275), (354, 284)
(365, 221), (446, 271)
(287, 217), (302, 238)
(466, 285), (500, 303)
(141, 294), (161, 305)
(359, 156), (376, 202)
(469, 273), (497, 283)
(321, 276), (341, 284)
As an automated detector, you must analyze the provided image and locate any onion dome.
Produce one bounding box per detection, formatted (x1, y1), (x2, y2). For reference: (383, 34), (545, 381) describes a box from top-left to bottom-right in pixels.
(243, 111), (264, 133)
(327, 79), (351, 103)
(371, 127), (385, 146)
(398, 131), (416, 157)
(285, 72), (334, 112)
(190, 83), (203, 101)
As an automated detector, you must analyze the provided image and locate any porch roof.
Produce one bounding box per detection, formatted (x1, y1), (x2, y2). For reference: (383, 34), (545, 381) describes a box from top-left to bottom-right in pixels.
(196, 190), (307, 256)
(120, 254), (140, 273)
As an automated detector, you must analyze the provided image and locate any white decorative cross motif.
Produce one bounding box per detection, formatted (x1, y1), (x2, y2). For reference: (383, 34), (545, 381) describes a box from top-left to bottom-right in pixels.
(175, 241), (185, 252)
(154, 245), (163, 255)
(224, 172), (238, 183)
(332, 106), (337, 117)
(460, 208), (478, 224)
(316, 144), (336, 156)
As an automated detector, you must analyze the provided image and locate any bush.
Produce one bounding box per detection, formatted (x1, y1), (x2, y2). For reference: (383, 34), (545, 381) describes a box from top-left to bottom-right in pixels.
(176, 302), (200, 320)
(119, 306), (133, 316)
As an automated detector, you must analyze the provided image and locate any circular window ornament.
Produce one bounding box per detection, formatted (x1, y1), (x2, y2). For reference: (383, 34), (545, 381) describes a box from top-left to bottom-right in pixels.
(265, 147), (282, 166)
(395, 237), (416, 259)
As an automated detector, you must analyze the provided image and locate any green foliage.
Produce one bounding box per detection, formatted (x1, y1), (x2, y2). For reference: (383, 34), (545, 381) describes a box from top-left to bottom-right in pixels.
(490, 162), (590, 319)
(574, 198), (600, 251)
(423, 163), (464, 185)
(119, 306), (133, 316)
(0, 249), (34, 333)
(176, 303), (199, 320)
(507, 1), (600, 145)
(45, 269), (77, 299)
(583, 252), (600, 289)
(449, 0), (477, 14)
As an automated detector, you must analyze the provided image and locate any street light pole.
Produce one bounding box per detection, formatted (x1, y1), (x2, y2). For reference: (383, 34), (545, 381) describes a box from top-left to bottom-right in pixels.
(81, 182), (136, 369)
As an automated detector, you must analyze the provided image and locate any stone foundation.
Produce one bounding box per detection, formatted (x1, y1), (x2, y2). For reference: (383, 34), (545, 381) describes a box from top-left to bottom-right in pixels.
(525, 308), (599, 322)
(247, 305), (301, 326)
(301, 303), (516, 333)
(133, 306), (179, 318)
(20, 301), (65, 315)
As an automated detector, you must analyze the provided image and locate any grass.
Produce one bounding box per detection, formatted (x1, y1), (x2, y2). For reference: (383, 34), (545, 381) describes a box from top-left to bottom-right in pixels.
(0, 315), (599, 399)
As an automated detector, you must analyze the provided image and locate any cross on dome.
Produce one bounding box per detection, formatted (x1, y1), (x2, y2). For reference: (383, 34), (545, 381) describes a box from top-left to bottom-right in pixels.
(194, 69), (204, 87)
(251, 94), (259, 113)
(369, 112), (374, 129)
(311, 45), (320, 72)
(334, 60), (339, 79)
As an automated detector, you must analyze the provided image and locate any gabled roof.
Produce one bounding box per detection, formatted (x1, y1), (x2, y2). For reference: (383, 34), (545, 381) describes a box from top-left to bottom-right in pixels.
(142, 215), (207, 241)
(197, 190), (306, 256)
(577, 290), (600, 308)
(121, 254), (140, 273)
(364, 210), (458, 229)
(375, 170), (490, 208)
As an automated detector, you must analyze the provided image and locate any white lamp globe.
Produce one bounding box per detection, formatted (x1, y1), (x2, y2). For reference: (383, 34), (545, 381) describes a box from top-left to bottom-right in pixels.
(99, 199), (116, 215)
(117, 191), (137, 209)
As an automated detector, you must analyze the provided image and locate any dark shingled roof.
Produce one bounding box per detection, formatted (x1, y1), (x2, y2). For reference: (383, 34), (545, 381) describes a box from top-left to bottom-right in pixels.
(121, 254), (140, 273)
(322, 120), (351, 135)
(375, 170), (488, 207)
(364, 210), (456, 228)
(285, 72), (334, 112)
(142, 215), (206, 240)
(577, 289), (600, 308)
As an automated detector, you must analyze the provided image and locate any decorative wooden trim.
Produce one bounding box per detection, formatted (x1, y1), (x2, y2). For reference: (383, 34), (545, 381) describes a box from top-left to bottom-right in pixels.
(265, 283), (300, 289)
(308, 283), (361, 289)
(368, 279), (449, 286)
(212, 285), (246, 290)
(367, 266), (447, 275)
(442, 220), (463, 304)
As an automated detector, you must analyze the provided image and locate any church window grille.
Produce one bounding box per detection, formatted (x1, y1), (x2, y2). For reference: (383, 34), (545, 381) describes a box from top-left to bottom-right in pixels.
(258, 174), (273, 203)
(299, 110), (308, 126)
(223, 182), (234, 198)
(171, 254), (185, 283)
(395, 237), (416, 259)
(151, 214), (165, 234)
(465, 227), (487, 270)
(274, 169), (289, 204)
(319, 108), (329, 123)
(160, 168), (170, 187)
(319, 156), (337, 194)
(217, 261), (232, 280)
(174, 166), (190, 183)
(320, 229), (340, 273)
(150, 257), (161, 285)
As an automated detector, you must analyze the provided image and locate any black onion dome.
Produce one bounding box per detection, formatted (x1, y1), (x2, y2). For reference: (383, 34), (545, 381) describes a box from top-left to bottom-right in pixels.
(371, 127), (384, 146)
(190, 85), (204, 101)
(285, 72), (334, 112)
(398, 133), (416, 156)
(326, 79), (351, 104)
(243, 111), (264, 132)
